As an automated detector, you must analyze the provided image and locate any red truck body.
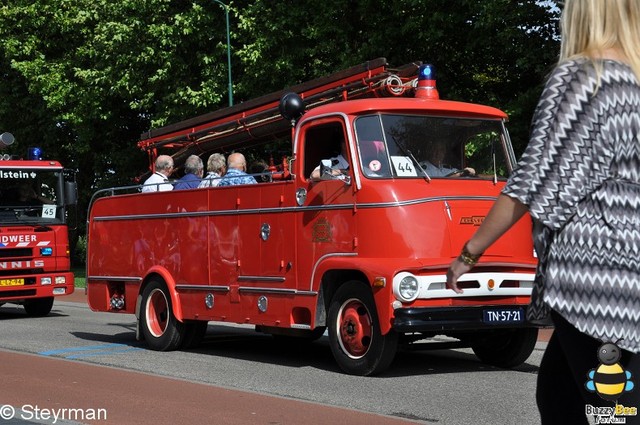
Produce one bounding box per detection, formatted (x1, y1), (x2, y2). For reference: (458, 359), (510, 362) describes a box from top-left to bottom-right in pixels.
(0, 156), (76, 317)
(87, 59), (538, 375)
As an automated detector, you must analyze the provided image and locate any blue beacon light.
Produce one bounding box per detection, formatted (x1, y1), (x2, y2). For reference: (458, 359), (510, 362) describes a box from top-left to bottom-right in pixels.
(28, 147), (43, 160)
(419, 64), (435, 80)
(415, 64), (439, 100)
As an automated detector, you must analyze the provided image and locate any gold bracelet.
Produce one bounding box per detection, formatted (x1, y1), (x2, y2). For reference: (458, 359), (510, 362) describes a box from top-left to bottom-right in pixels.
(458, 241), (483, 266)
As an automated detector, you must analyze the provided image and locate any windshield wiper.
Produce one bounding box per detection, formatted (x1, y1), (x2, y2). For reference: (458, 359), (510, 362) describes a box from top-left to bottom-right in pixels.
(392, 138), (431, 182)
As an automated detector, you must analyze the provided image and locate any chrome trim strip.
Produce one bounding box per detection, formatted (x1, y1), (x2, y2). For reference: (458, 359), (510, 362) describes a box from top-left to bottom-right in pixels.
(290, 324), (312, 330)
(176, 285), (230, 292)
(239, 287), (297, 294)
(92, 195), (498, 222)
(87, 276), (142, 283)
(237, 276), (286, 283)
(309, 252), (358, 292)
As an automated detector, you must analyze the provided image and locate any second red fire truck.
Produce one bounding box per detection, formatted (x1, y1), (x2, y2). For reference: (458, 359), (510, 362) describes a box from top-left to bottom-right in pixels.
(0, 132), (77, 316)
(86, 58), (538, 375)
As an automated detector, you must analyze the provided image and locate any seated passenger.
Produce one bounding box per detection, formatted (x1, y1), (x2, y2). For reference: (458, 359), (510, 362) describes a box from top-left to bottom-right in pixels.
(199, 153), (226, 188)
(419, 143), (476, 177)
(141, 155), (174, 192)
(310, 141), (349, 180)
(419, 160), (476, 177)
(248, 160), (272, 183)
(218, 153), (257, 186)
(174, 155), (204, 190)
(16, 182), (54, 205)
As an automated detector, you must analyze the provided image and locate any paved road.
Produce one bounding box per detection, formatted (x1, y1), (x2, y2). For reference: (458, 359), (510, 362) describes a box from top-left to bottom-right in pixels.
(0, 291), (550, 425)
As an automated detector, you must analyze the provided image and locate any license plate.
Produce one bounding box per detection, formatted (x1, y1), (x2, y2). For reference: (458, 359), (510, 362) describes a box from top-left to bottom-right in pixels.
(0, 278), (25, 287)
(483, 308), (524, 323)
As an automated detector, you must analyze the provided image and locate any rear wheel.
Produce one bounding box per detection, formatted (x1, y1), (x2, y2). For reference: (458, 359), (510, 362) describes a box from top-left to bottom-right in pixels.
(23, 297), (54, 317)
(471, 327), (538, 368)
(328, 281), (398, 376)
(140, 280), (184, 351)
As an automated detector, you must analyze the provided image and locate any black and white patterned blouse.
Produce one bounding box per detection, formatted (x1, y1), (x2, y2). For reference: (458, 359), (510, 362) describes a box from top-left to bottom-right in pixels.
(503, 58), (640, 353)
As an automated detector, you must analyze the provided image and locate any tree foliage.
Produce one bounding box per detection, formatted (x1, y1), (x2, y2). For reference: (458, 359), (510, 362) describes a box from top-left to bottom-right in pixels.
(0, 0), (560, 249)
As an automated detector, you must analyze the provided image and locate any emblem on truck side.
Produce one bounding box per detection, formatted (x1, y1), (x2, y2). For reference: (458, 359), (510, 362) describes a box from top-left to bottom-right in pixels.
(312, 218), (332, 242)
(460, 216), (485, 226)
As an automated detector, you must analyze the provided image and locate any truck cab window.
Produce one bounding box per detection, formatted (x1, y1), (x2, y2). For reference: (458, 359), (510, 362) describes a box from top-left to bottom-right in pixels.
(355, 114), (510, 179)
(304, 122), (350, 180)
(0, 171), (65, 223)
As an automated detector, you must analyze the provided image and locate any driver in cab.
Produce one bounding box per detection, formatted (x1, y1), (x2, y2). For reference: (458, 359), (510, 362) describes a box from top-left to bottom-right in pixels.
(310, 141), (349, 180)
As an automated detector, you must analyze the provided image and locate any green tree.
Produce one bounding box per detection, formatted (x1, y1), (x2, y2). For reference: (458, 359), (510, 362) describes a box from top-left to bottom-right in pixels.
(0, 0), (238, 260)
(235, 0), (560, 153)
(0, 0), (561, 261)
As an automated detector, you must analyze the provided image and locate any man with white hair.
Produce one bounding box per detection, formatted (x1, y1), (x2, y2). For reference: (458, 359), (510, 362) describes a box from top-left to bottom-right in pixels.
(141, 155), (174, 192)
(199, 153), (226, 188)
(174, 155), (204, 190)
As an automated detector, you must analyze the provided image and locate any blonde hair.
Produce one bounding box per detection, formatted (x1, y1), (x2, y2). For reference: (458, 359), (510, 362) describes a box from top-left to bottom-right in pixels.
(560, 0), (640, 82)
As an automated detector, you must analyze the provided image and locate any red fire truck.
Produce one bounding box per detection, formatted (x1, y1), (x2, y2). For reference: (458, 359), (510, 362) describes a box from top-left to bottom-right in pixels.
(0, 132), (77, 316)
(87, 58), (538, 375)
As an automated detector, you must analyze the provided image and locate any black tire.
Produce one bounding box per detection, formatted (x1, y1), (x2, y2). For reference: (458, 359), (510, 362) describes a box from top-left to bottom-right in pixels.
(140, 279), (185, 351)
(181, 321), (208, 349)
(328, 281), (398, 376)
(23, 297), (54, 317)
(471, 327), (538, 368)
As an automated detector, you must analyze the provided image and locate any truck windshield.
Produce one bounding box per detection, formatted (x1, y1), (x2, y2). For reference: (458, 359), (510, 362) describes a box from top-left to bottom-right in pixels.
(0, 167), (67, 225)
(355, 114), (511, 179)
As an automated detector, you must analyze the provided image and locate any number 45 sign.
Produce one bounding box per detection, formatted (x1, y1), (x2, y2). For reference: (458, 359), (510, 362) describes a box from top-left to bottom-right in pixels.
(41, 204), (57, 219)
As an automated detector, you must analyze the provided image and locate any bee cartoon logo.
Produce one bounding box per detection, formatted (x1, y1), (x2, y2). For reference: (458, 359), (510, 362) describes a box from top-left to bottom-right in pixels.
(586, 341), (634, 401)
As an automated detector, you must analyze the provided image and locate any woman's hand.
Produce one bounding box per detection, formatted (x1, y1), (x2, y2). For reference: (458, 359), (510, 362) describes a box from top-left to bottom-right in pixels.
(446, 258), (474, 294)
(445, 195), (530, 294)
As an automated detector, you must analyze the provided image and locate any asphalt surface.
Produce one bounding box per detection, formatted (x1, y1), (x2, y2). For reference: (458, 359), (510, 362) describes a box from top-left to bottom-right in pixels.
(0, 290), (552, 425)
(0, 349), (423, 425)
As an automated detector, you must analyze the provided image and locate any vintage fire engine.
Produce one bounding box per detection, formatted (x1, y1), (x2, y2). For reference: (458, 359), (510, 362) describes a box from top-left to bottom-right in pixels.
(0, 132), (76, 316)
(87, 58), (538, 375)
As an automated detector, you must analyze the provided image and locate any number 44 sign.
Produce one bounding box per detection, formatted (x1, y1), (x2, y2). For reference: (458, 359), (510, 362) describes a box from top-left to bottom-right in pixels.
(41, 204), (57, 219)
(391, 156), (417, 176)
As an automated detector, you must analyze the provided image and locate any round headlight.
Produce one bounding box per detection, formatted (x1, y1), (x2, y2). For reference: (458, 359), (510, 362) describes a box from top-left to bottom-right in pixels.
(398, 276), (419, 301)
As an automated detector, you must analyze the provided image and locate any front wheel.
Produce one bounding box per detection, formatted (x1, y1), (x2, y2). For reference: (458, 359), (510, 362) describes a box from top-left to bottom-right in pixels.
(471, 327), (538, 368)
(23, 297), (54, 317)
(140, 280), (184, 351)
(328, 281), (398, 376)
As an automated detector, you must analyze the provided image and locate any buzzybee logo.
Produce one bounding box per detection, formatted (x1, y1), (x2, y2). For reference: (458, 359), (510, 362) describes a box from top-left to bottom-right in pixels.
(584, 341), (637, 424)
(586, 341), (634, 401)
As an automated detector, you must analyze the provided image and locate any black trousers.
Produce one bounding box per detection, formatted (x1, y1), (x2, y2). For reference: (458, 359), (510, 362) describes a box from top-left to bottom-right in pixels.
(537, 311), (640, 424)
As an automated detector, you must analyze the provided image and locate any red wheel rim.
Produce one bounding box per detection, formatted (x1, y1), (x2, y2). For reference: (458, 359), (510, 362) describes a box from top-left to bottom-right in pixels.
(146, 288), (169, 337)
(336, 298), (372, 358)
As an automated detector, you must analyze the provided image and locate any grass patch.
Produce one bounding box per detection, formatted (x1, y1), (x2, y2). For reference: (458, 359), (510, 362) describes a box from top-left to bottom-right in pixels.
(73, 267), (86, 289)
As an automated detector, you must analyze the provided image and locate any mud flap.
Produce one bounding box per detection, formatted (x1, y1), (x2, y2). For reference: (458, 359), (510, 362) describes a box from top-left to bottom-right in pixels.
(135, 293), (143, 341)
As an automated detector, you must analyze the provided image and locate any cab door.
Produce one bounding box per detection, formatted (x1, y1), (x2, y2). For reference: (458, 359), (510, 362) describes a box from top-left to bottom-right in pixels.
(295, 117), (357, 291)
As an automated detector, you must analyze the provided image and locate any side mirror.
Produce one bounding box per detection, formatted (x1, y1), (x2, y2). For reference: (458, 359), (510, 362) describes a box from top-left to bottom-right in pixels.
(319, 159), (333, 179)
(319, 159), (351, 185)
(64, 181), (78, 206)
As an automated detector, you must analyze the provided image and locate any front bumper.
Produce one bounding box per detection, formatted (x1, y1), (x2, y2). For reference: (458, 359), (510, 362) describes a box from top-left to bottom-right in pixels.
(393, 305), (536, 332)
(0, 272), (75, 302)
